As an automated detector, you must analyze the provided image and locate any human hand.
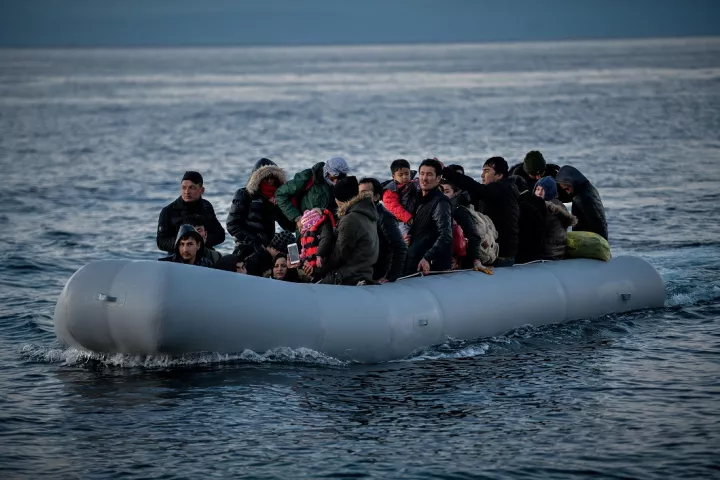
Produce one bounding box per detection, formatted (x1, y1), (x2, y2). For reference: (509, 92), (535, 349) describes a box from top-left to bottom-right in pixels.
(315, 256), (323, 269)
(302, 262), (314, 275)
(269, 197), (277, 205)
(378, 278), (389, 284)
(296, 220), (303, 231)
(418, 258), (430, 275)
(403, 234), (411, 246)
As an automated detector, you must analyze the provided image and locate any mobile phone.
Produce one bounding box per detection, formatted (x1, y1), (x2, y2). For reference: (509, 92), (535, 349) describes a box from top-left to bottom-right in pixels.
(287, 243), (301, 267)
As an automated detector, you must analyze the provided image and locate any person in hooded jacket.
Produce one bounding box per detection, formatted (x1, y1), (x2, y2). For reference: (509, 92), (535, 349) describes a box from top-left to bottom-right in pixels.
(534, 176), (577, 260)
(510, 175), (548, 264)
(440, 179), (488, 270)
(185, 214), (222, 265)
(316, 176), (379, 286)
(358, 177), (407, 283)
(275, 156), (350, 233)
(226, 158), (296, 255)
(508, 150), (561, 193)
(158, 225), (214, 267)
(555, 166), (608, 240)
(157, 171), (225, 253)
(405, 159), (453, 275)
(441, 157), (519, 267)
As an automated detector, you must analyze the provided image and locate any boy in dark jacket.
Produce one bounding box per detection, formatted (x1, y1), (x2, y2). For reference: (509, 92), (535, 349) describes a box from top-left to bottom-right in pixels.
(535, 176), (577, 260)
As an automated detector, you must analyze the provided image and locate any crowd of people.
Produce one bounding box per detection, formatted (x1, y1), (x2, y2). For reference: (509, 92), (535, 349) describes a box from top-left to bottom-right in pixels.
(156, 151), (608, 285)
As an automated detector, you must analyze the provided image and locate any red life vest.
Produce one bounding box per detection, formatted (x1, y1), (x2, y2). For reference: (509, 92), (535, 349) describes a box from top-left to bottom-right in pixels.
(300, 210), (336, 268)
(452, 221), (467, 258)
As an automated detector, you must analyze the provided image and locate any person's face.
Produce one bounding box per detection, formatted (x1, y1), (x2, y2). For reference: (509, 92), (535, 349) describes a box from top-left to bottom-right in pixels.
(559, 183), (573, 196)
(178, 237), (199, 261)
(236, 262), (247, 274)
(534, 186), (545, 199)
(273, 257), (288, 279)
(326, 173), (346, 185)
(262, 177), (277, 186)
(358, 182), (379, 202)
(481, 165), (502, 185)
(392, 168), (412, 185)
(419, 166), (439, 192)
(194, 225), (208, 243)
(181, 180), (204, 202)
(441, 184), (456, 199)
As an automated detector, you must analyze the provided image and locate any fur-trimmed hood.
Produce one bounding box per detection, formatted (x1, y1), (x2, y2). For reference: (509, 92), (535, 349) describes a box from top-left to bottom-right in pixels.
(246, 165), (287, 196)
(336, 190), (376, 220)
(547, 200), (578, 227)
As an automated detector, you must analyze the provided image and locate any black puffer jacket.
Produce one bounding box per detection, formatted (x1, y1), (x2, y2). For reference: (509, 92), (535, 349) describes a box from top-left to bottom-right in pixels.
(451, 198), (483, 269)
(226, 159), (296, 251)
(441, 168), (519, 259)
(405, 188), (453, 274)
(514, 188), (548, 264)
(543, 199), (576, 260)
(373, 202), (408, 282)
(555, 166), (608, 240)
(508, 162), (561, 192)
(320, 192), (379, 286)
(157, 197), (225, 253)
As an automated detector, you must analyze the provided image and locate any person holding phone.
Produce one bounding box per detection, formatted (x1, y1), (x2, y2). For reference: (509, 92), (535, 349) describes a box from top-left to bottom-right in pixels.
(243, 231), (296, 277)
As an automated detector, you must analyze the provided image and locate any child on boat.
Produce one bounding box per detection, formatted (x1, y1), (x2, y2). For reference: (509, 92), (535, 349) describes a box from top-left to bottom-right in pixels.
(382, 159), (419, 241)
(534, 176), (577, 260)
(299, 208), (336, 274)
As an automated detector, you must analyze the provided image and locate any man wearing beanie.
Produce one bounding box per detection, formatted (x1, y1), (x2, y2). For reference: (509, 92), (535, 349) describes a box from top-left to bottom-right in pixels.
(315, 176), (379, 285)
(275, 156), (350, 234)
(508, 150), (561, 192)
(157, 171), (226, 253)
(555, 165), (608, 240)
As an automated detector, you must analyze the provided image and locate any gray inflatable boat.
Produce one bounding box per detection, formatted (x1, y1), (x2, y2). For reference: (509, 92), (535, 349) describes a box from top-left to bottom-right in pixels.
(53, 256), (665, 363)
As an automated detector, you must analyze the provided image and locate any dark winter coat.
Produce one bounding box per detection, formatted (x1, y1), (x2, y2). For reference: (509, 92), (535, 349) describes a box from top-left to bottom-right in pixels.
(373, 202), (408, 282)
(441, 168), (520, 259)
(226, 159), (296, 251)
(157, 197), (225, 253)
(404, 188), (453, 274)
(275, 162), (335, 224)
(451, 199), (483, 269)
(320, 192), (379, 285)
(543, 199), (577, 260)
(514, 190), (548, 264)
(555, 166), (608, 240)
(508, 162), (561, 192)
(157, 225), (214, 267)
(244, 248), (274, 277)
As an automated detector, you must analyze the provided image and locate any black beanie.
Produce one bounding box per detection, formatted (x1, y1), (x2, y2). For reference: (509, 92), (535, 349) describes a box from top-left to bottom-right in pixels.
(523, 151), (546, 176)
(269, 231), (296, 254)
(182, 171), (204, 185)
(334, 176), (359, 203)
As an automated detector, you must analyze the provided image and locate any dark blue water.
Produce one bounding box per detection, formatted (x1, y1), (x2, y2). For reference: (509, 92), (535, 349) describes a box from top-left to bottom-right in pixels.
(1, 38), (720, 478)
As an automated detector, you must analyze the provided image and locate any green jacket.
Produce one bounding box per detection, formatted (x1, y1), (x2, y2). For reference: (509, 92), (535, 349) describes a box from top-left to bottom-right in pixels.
(275, 162), (334, 223)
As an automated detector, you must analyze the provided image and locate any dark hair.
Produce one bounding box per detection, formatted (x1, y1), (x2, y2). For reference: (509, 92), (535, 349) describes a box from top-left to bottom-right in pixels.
(182, 171), (204, 186)
(390, 159), (411, 174)
(186, 214), (206, 229)
(440, 179), (458, 192)
(359, 177), (384, 197)
(483, 156), (509, 177)
(272, 253), (300, 282)
(419, 158), (443, 176)
(447, 164), (464, 175)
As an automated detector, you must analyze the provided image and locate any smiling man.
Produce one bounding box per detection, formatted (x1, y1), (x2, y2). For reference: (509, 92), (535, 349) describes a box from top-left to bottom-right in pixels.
(404, 158), (453, 275)
(156, 171), (225, 253)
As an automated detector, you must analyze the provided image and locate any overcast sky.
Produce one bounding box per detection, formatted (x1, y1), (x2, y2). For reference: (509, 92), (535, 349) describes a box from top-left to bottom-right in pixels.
(1, 0), (719, 47)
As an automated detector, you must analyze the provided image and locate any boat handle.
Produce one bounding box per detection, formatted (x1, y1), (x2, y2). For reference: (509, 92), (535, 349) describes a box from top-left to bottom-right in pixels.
(417, 319), (428, 326)
(98, 294), (118, 303)
(619, 293), (631, 301)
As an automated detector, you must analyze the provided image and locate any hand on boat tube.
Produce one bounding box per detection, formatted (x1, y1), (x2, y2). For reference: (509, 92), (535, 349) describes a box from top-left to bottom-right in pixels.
(418, 258), (431, 275)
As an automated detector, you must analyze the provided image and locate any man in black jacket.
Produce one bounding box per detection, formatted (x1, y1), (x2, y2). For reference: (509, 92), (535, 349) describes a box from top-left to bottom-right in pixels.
(158, 225), (214, 267)
(556, 165), (608, 240)
(441, 157), (519, 267)
(226, 158), (296, 254)
(157, 171), (225, 253)
(405, 159), (453, 275)
(359, 177), (407, 283)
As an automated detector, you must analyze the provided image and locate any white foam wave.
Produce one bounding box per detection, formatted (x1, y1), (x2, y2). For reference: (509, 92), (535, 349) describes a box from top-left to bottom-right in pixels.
(19, 345), (347, 368)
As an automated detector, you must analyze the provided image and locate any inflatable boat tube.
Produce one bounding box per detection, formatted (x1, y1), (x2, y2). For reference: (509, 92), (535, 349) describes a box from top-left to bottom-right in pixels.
(54, 256), (665, 363)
